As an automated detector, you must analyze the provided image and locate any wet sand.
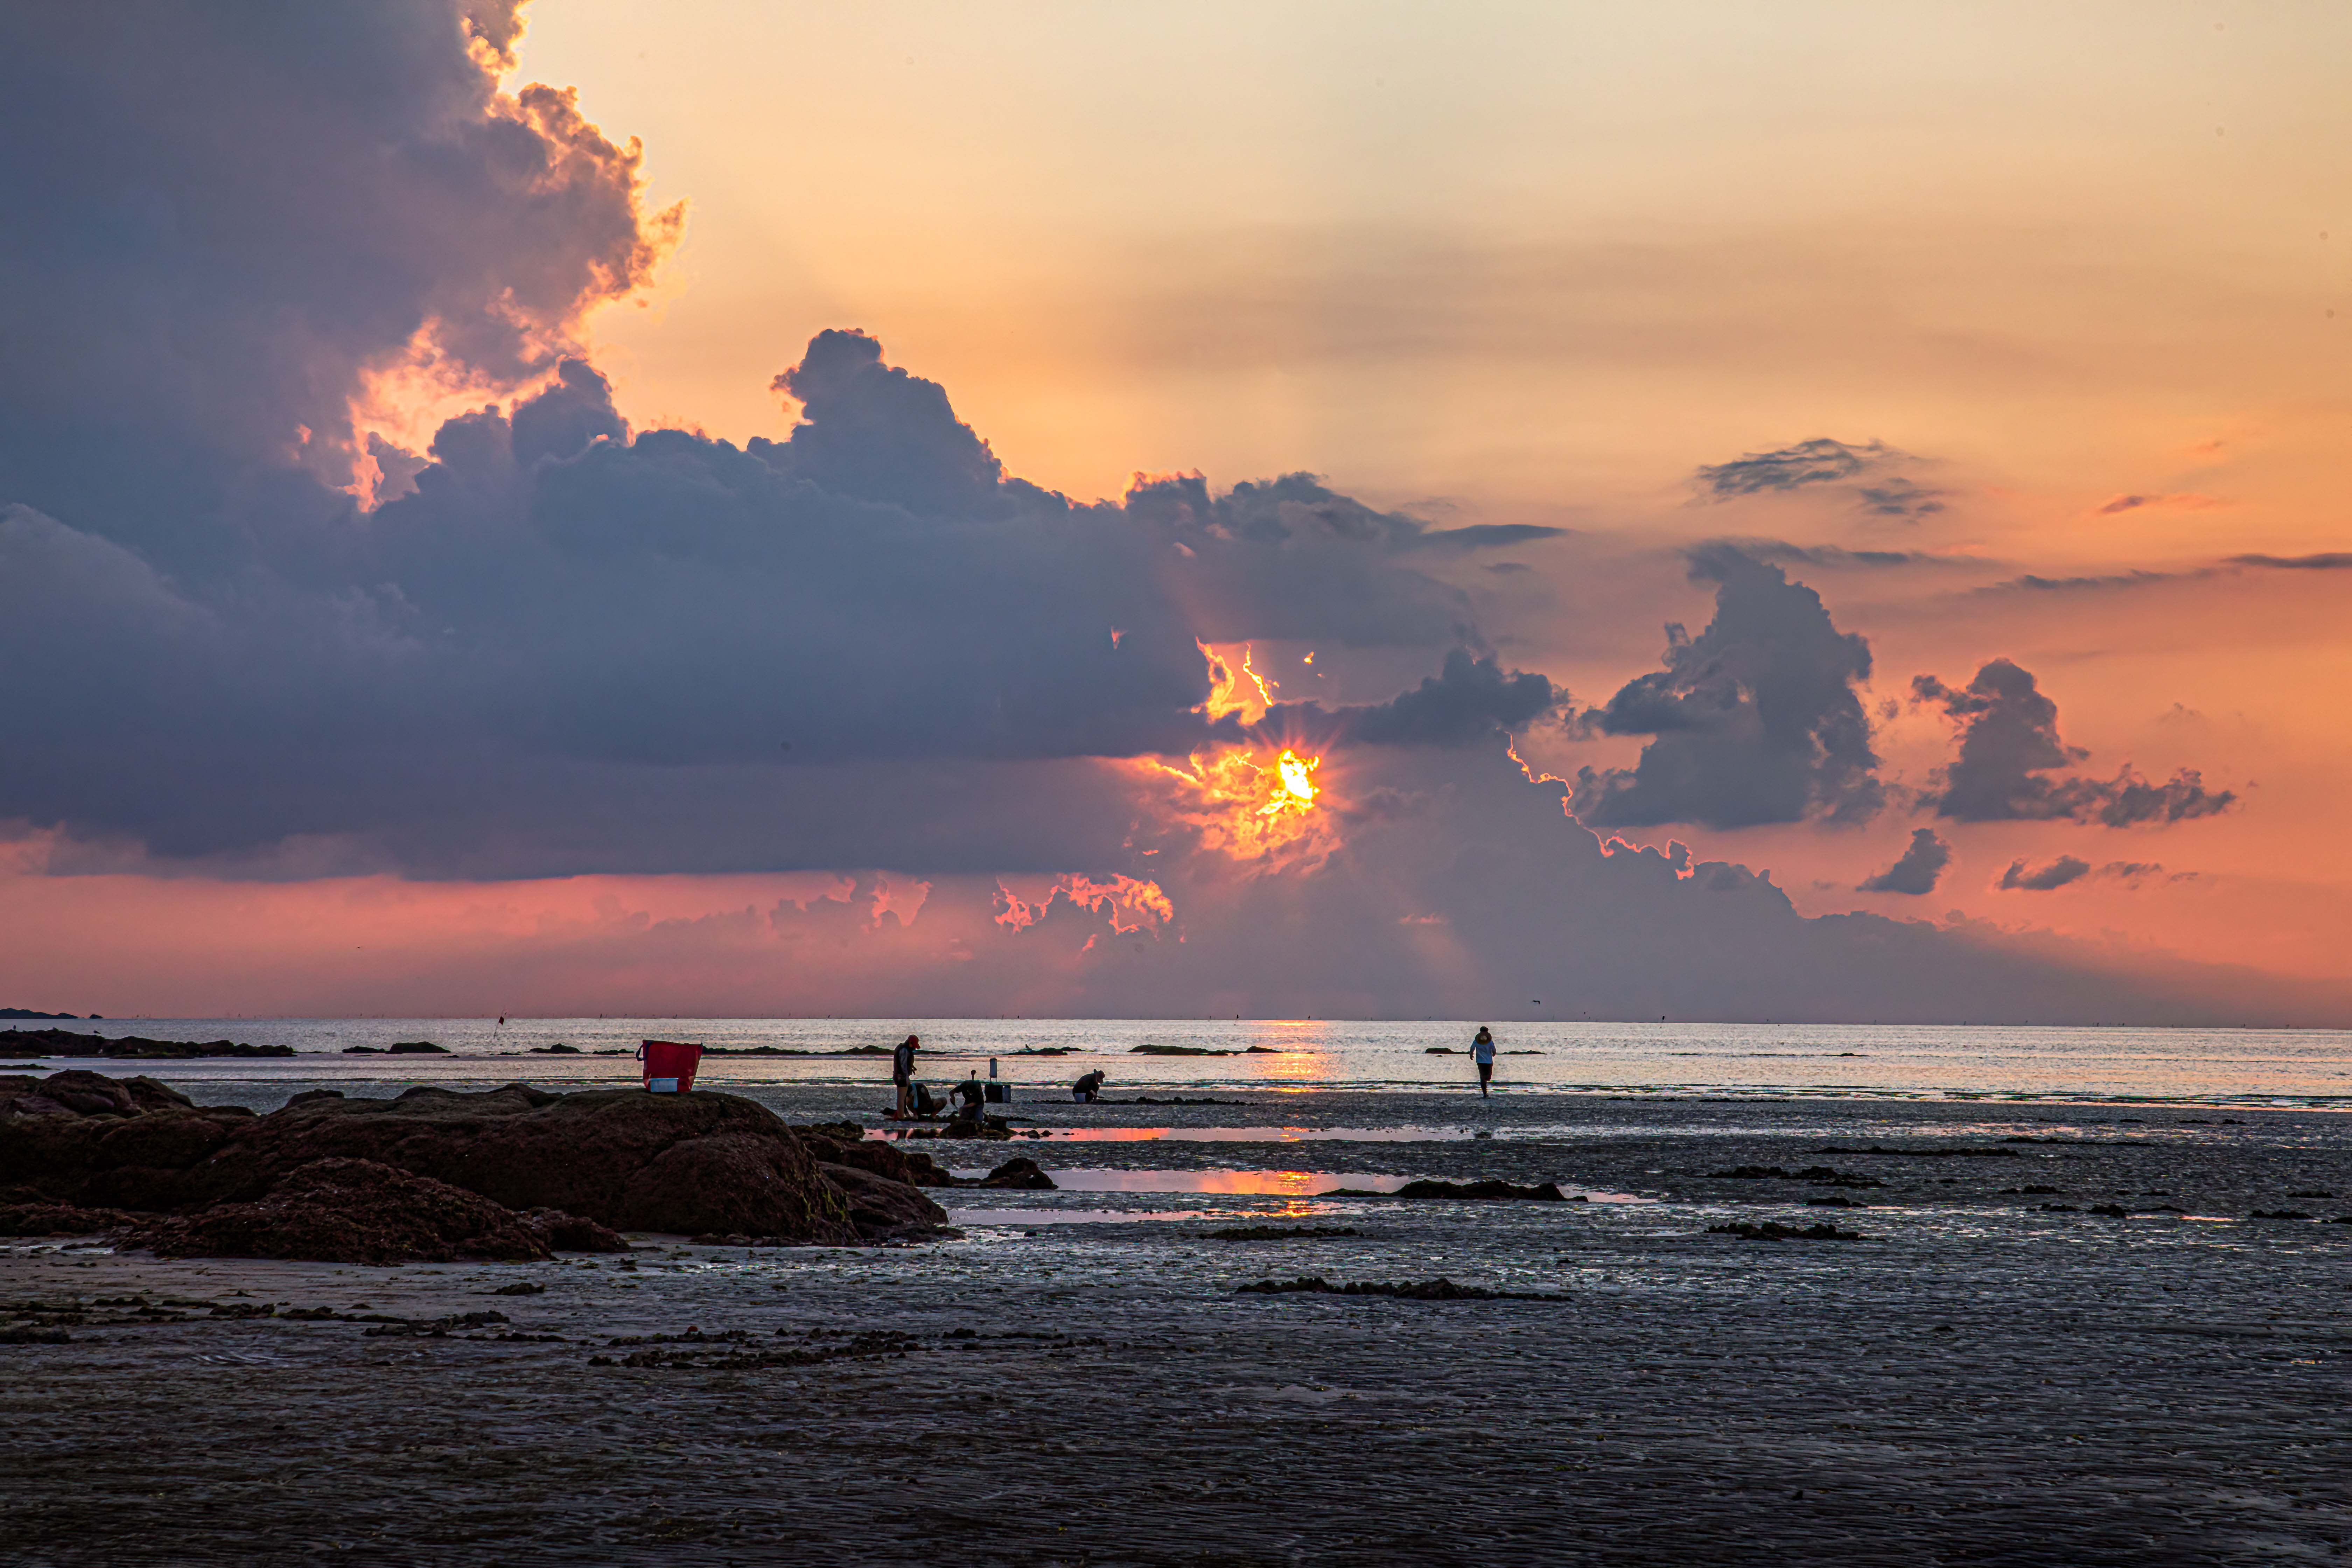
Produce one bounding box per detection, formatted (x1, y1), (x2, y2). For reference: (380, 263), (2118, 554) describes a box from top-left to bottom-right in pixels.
(5, 1090), (2347, 1565)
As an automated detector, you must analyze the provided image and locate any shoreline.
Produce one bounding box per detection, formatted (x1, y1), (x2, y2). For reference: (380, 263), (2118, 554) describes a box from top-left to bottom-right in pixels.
(6, 1086), (2347, 1563)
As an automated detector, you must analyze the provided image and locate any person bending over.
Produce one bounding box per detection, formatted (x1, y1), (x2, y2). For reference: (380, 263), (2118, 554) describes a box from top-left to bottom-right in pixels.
(1071, 1069), (1107, 1103)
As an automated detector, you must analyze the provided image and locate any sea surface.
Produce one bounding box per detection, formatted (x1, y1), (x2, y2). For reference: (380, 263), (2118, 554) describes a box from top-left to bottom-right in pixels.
(7, 1017), (2348, 1106)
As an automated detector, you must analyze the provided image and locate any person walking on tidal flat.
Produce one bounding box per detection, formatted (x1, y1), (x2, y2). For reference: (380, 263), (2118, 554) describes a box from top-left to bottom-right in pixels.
(1471, 1025), (1497, 1096)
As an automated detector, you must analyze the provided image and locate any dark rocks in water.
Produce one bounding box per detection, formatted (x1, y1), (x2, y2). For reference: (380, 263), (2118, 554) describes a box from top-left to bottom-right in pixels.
(0, 1201), (140, 1236)
(1011, 1047), (1073, 1056)
(1127, 1044), (1234, 1056)
(1199, 1226), (1359, 1240)
(1241, 1046), (1287, 1054)
(1236, 1276), (1568, 1302)
(1815, 1144), (2018, 1159)
(2249, 1209), (2316, 1220)
(929, 1118), (1014, 1141)
(967, 1157), (1055, 1190)
(1709, 1221), (1867, 1241)
(489, 1281), (547, 1295)
(813, 1162), (952, 1241)
(799, 1129), (953, 1189)
(386, 1041), (448, 1054)
(519, 1208), (629, 1252)
(2088, 1204), (2130, 1217)
(1325, 1179), (1567, 1202)
(2285, 1190), (2335, 1198)
(0, 1028), (290, 1059)
(0, 1008), (78, 1020)
(1710, 1165), (1882, 1188)
(123, 1158), (555, 1265)
(2038, 1203), (2080, 1212)
(1423, 1047), (1459, 1055)
(364, 1309), (511, 1338)
(1804, 1196), (1864, 1208)
(527, 1044), (581, 1055)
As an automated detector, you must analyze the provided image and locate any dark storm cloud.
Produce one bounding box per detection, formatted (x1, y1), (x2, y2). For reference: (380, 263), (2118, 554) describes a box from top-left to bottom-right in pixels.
(1912, 660), (2234, 827)
(1569, 546), (1883, 829)
(1858, 829), (1950, 895)
(0, 2), (1540, 877)
(0, 1), (672, 576)
(1253, 650), (1558, 749)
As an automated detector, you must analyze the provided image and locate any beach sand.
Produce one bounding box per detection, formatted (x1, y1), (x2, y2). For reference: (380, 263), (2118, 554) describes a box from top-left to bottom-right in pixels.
(4, 1090), (2347, 1564)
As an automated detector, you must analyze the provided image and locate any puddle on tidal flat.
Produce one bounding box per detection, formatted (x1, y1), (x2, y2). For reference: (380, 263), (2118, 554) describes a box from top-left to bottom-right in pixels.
(876, 1125), (1518, 1144)
(945, 1168), (1653, 1200)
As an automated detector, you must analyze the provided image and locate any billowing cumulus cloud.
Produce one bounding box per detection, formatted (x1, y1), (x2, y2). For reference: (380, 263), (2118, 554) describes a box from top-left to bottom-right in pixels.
(0, 1), (676, 574)
(1569, 546), (1883, 828)
(1913, 660), (2233, 827)
(1858, 829), (1951, 895)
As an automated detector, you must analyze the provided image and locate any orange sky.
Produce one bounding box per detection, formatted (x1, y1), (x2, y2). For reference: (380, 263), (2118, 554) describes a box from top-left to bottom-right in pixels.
(495, 4), (2352, 987)
(2, 3), (2345, 1021)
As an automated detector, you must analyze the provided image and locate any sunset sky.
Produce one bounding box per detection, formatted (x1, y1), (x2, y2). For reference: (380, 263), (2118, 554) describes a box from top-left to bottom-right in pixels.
(2, 1), (2345, 1021)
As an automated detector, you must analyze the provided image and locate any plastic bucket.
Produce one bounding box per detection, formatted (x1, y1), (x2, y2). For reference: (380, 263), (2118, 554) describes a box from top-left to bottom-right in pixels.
(637, 1039), (704, 1092)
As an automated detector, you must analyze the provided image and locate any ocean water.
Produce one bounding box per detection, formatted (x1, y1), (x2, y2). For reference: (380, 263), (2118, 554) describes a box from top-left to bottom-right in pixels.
(6, 1017), (2348, 1106)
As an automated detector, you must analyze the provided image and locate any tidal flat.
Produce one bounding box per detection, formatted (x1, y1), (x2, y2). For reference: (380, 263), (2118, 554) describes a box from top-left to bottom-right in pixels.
(5, 1089), (2347, 1565)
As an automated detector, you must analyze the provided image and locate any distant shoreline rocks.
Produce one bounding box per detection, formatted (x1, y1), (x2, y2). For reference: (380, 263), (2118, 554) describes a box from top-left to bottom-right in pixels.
(0, 1027), (289, 1059)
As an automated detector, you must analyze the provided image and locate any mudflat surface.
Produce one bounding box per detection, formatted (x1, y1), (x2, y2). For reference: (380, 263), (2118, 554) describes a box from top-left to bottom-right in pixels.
(5, 1091), (2348, 1566)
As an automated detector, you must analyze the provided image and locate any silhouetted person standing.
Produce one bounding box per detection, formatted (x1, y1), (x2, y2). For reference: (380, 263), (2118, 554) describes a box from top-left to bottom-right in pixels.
(892, 1034), (920, 1118)
(1471, 1026), (1496, 1097)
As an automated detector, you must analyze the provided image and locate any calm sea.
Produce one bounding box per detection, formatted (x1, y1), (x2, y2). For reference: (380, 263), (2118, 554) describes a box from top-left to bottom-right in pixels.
(7, 1018), (2348, 1106)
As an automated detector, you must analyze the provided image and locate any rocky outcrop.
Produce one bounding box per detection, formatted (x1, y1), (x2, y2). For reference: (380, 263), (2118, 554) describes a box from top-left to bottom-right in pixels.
(1324, 1179), (1568, 1202)
(967, 1157), (1056, 1190)
(125, 1159), (559, 1264)
(813, 1163), (952, 1241)
(0, 1201), (141, 1236)
(0, 1073), (947, 1257)
(0, 1028), (292, 1059)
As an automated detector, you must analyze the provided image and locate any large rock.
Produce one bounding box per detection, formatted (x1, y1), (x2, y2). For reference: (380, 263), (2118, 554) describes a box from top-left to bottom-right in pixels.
(0, 1075), (906, 1244)
(814, 1163), (951, 1241)
(193, 1085), (867, 1242)
(124, 1158), (558, 1265)
(798, 1128), (954, 1188)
